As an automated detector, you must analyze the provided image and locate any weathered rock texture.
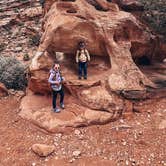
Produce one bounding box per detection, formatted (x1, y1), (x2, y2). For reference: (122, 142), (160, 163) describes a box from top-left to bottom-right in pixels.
(20, 0), (163, 132)
(30, 0), (155, 92)
(32, 144), (55, 157)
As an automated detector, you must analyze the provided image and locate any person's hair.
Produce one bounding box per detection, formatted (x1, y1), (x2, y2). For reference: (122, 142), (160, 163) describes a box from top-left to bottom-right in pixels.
(52, 63), (60, 69)
(78, 41), (86, 50)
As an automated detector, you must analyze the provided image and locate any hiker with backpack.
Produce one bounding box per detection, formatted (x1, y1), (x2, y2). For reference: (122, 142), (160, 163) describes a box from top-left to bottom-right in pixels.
(76, 41), (90, 79)
(48, 63), (65, 113)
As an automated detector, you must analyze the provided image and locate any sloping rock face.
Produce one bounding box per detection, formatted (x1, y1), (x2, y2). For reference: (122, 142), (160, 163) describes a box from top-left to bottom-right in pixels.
(20, 0), (158, 132)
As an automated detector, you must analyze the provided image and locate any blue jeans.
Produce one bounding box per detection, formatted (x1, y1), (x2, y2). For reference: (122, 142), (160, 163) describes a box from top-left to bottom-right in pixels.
(78, 62), (87, 78)
(52, 88), (64, 109)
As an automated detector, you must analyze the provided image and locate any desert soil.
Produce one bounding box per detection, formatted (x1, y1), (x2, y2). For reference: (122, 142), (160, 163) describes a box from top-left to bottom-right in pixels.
(0, 96), (165, 166)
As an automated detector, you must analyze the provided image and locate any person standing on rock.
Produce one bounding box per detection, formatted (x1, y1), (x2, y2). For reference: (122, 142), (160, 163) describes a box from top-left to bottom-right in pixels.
(76, 41), (90, 79)
(48, 63), (65, 113)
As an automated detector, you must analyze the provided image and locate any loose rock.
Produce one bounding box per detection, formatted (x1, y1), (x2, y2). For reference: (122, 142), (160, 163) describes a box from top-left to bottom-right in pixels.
(31, 144), (55, 157)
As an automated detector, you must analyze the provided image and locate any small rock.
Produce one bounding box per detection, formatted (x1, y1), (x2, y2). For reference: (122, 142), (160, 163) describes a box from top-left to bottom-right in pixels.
(72, 150), (81, 157)
(8, 89), (16, 95)
(32, 163), (36, 166)
(74, 129), (81, 135)
(15, 47), (22, 52)
(125, 160), (129, 165)
(119, 119), (124, 123)
(69, 158), (75, 163)
(122, 140), (127, 146)
(32, 144), (55, 157)
(158, 120), (166, 129)
(138, 131), (143, 135)
(15, 90), (25, 98)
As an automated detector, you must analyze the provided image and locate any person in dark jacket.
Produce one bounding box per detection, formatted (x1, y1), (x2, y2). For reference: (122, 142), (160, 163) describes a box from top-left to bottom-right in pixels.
(48, 63), (65, 113)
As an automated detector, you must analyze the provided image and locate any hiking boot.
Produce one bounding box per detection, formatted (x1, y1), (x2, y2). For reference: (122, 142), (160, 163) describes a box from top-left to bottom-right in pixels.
(78, 76), (82, 80)
(84, 76), (87, 80)
(60, 103), (65, 109)
(53, 108), (60, 113)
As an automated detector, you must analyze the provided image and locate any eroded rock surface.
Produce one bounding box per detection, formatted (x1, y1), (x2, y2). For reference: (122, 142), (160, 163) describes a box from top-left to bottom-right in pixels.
(32, 144), (55, 157)
(30, 0), (154, 92)
(20, 0), (165, 132)
(19, 90), (128, 132)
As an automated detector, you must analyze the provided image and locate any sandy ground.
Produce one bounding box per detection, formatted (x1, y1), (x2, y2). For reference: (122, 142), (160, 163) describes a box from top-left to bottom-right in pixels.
(0, 96), (165, 166)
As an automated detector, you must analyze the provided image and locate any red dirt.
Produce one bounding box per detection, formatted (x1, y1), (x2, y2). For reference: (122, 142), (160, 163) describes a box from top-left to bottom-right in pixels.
(0, 96), (165, 165)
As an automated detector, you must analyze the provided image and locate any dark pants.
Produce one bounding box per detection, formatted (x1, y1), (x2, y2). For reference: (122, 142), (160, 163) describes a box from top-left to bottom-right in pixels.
(52, 88), (64, 109)
(78, 62), (87, 78)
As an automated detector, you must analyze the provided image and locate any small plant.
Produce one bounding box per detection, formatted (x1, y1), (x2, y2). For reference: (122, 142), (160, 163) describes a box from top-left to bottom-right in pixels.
(13, 8), (19, 13)
(29, 34), (40, 46)
(0, 8), (4, 12)
(0, 43), (6, 52)
(18, 22), (24, 27)
(23, 53), (30, 61)
(0, 56), (28, 90)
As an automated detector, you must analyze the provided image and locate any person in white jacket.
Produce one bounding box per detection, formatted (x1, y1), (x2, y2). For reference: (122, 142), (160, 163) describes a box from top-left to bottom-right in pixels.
(48, 63), (65, 113)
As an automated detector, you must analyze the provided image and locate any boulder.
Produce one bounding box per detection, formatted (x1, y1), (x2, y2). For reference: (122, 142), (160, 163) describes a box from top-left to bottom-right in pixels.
(19, 90), (125, 132)
(32, 143), (55, 157)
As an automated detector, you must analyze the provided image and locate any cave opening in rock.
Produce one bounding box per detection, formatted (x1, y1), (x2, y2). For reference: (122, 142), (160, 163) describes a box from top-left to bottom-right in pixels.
(131, 52), (152, 67)
(47, 47), (111, 84)
(136, 56), (151, 66)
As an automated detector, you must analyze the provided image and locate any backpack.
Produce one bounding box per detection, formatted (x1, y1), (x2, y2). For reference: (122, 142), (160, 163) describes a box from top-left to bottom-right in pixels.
(78, 49), (88, 60)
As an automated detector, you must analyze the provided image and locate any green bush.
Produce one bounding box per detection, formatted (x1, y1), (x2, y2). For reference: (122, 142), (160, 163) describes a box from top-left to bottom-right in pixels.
(0, 56), (27, 90)
(139, 0), (166, 37)
(29, 34), (40, 46)
(0, 43), (6, 52)
(23, 53), (30, 61)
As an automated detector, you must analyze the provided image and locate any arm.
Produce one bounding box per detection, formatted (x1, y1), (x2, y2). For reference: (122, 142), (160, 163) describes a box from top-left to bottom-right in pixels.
(48, 73), (59, 85)
(86, 49), (90, 61)
(76, 50), (79, 63)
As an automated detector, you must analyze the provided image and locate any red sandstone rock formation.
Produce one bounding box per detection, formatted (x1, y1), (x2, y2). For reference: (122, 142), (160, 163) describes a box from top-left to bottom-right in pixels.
(30, 0), (154, 92)
(20, 0), (161, 132)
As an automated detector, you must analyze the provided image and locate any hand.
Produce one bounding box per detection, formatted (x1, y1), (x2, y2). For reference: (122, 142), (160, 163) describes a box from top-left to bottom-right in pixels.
(55, 81), (60, 85)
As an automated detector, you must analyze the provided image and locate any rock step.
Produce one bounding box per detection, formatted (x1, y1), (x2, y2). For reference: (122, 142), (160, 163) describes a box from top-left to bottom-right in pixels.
(19, 92), (120, 133)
